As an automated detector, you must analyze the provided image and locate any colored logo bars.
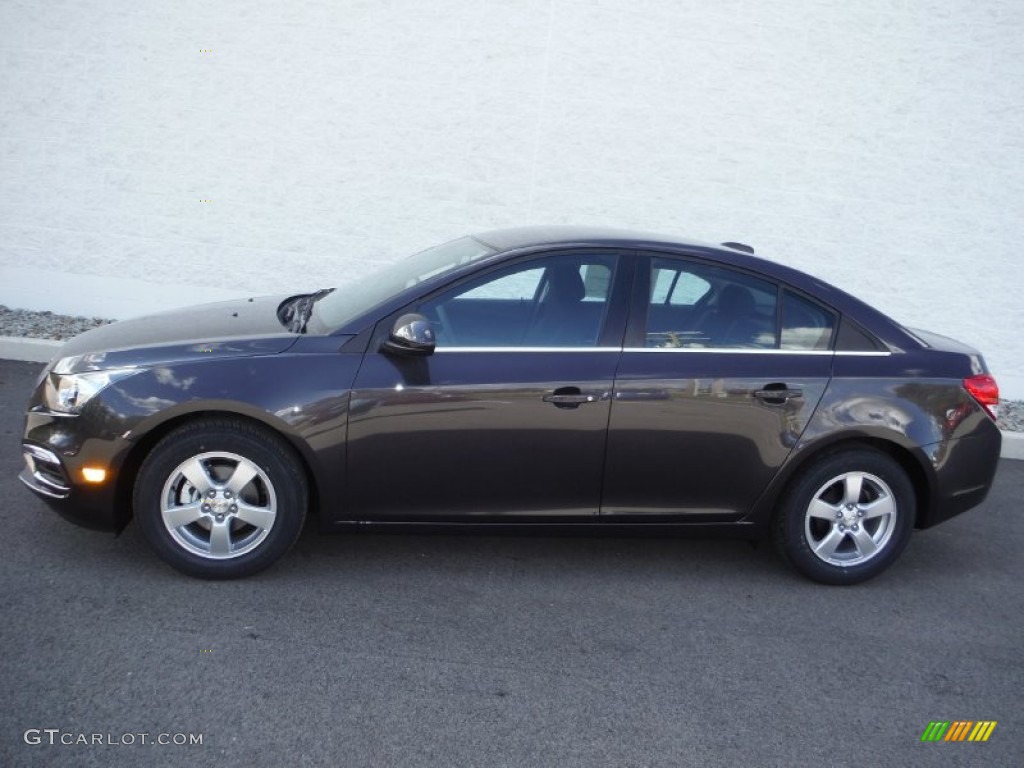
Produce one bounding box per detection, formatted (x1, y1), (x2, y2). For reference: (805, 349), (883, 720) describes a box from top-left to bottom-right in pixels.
(921, 721), (997, 742)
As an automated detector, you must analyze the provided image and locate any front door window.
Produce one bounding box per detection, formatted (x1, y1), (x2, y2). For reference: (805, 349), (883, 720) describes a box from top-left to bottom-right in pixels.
(419, 254), (617, 348)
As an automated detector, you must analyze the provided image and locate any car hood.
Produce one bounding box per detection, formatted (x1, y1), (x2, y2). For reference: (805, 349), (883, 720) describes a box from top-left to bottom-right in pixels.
(51, 295), (301, 373)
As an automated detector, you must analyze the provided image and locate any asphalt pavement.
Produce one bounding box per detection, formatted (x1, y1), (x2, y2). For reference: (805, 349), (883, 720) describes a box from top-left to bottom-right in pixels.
(0, 359), (1021, 767)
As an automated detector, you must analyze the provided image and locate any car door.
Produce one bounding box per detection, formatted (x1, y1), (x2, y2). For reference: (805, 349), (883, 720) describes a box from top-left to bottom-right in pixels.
(345, 249), (632, 521)
(602, 253), (835, 521)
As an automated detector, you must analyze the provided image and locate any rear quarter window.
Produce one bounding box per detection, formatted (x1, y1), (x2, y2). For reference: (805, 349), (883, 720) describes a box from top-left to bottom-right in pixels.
(781, 291), (835, 351)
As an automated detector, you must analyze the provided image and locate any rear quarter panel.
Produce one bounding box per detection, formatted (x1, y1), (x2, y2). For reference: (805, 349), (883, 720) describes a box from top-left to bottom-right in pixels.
(746, 350), (1001, 531)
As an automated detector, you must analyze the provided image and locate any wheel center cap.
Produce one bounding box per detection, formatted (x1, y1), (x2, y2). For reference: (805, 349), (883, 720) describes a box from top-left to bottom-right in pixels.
(211, 498), (231, 515)
(842, 507), (859, 526)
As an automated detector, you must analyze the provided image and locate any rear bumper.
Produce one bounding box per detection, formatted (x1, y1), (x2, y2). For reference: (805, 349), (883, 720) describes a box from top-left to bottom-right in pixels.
(922, 423), (1002, 528)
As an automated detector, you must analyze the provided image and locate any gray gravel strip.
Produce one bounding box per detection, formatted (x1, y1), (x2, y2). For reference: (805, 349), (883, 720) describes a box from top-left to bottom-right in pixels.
(0, 304), (113, 341)
(1, 304), (1021, 432)
(999, 401), (1024, 433)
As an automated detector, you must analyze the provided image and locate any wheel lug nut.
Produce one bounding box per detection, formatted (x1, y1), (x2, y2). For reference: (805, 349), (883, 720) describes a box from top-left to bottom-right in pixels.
(857, 510), (864, 517)
(838, 524), (845, 531)
(852, 524), (859, 531)
(215, 513), (224, 522)
(206, 490), (216, 498)
(201, 503), (211, 512)
(224, 490), (233, 499)
(230, 504), (237, 513)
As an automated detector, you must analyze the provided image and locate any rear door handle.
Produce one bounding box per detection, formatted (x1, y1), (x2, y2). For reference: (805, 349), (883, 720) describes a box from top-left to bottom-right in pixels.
(543, 387), (601, 408)
(753, 386), (803, 405)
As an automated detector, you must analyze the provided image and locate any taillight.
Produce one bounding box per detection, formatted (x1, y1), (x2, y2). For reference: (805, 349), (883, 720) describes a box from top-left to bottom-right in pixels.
(964, 374), (999, 420)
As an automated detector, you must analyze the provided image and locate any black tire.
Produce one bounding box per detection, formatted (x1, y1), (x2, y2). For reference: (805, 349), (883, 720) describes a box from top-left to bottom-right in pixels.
(134, 418), (306, 579)
(774, 449), (915, 585)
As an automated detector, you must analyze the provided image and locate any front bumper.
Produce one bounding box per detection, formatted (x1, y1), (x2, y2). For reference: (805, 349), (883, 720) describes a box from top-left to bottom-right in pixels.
(21, 443), (71, 498)
(19, 459), (123, 531)
(20, 407), (132, 532)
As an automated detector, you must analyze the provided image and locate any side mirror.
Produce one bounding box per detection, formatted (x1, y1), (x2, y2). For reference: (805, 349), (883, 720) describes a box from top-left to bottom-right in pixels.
(382, 313), (436, 356)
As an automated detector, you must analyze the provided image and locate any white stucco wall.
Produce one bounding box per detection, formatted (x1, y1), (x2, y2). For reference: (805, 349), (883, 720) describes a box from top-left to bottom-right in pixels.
(1, 1), (1022, 395)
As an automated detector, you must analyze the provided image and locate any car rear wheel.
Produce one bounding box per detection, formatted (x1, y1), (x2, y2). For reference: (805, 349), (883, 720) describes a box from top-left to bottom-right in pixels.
(774, 449), (915, 585)
(134, 418), (306, 579)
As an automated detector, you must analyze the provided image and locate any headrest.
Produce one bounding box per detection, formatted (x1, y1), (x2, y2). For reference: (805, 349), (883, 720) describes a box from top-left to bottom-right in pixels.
(546, 264), (585, 303)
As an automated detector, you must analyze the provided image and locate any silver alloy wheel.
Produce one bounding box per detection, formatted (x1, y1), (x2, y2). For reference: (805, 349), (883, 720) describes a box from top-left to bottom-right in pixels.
(160, 451), (277, 560)
(803, 471), (897, 567)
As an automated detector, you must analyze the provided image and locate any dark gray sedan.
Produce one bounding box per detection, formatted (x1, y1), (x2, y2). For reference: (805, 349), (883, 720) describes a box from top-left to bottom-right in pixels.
(19, 226), (1002, 583)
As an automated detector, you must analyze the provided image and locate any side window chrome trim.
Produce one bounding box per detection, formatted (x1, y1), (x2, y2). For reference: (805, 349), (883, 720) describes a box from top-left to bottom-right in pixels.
(434, 347), (623, 353)
(622, 348), (892, 356)
(431, 347), (892, 356)
(625, 348), (831, 355)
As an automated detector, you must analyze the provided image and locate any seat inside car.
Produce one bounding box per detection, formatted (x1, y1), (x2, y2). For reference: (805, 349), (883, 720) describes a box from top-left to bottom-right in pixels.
(524, 263), (598, 346)
(698, 284), (765, 347)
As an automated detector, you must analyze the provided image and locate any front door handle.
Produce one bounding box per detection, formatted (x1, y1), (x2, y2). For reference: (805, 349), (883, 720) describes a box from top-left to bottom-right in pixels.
(543, 387), (600, 409)
(753, 385), (803, 405)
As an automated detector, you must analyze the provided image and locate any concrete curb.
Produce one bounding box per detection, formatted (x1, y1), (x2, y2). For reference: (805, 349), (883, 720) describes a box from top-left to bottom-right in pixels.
(1001, 431), (1024, 461)
(0, 336), (62, 363)
(1, 335), (1021, 460)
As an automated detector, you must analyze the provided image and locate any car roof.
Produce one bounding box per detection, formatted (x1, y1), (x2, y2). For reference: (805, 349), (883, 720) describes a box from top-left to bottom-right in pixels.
(473, 225), (818, 294)
(473, 225), (723, 254)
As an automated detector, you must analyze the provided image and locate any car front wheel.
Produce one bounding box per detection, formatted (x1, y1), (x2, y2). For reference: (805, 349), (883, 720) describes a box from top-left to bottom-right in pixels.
(775, 449), (915, 585)
(134, 418), (306, 579)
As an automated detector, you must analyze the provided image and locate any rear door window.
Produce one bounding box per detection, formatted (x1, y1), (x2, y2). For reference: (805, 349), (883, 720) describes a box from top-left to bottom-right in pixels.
(645, 257), (777, 349)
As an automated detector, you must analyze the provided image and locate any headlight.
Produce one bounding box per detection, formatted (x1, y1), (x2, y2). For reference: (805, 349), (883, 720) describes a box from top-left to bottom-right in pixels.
(42, 364), (139, 414)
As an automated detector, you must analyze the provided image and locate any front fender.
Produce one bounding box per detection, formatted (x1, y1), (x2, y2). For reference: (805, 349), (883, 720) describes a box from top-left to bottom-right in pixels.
(91, 351), (363, 525)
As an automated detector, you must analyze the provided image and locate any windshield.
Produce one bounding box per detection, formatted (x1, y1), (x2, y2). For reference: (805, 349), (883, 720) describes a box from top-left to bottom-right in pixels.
(313, 236), (497, 331)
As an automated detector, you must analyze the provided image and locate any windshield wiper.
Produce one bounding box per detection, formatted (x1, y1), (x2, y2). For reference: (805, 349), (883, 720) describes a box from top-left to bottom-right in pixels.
(285, 288), (335, 333)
